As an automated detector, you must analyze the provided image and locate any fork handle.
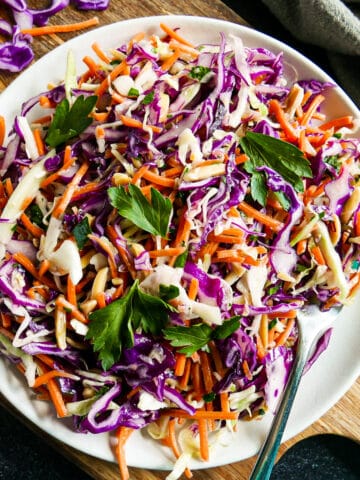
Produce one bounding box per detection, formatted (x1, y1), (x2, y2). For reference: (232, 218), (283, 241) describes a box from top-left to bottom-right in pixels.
(249, 338), (310, 480)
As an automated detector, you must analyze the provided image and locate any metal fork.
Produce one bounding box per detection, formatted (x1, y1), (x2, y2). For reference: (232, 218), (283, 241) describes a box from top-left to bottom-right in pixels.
(249, 303), (342, 480)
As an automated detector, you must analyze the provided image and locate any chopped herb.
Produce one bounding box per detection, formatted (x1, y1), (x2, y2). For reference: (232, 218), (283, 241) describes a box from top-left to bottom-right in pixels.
(108, 184), (172, 238)
(86, 280), (176, 370)
(159, 284), (180, 302)
(268, 319), (277, 330)
(325, 155), (341, 173)
(203, 392), (216, 402)
(240, 131), (313, 206)
(163, 316), (240, 356)
(189, 65), (211, 81)
(333, 132), (342, 139)
(174, 248), (188, 268)
(45, 95), (97, 148)
(142, 91), (155, 105)
(268, 285), (280, 295)
(25, 204), (45, 228)
(72, 216), (92, 250)
(352, 259), (360, 271)
(128, 87), (139, 97)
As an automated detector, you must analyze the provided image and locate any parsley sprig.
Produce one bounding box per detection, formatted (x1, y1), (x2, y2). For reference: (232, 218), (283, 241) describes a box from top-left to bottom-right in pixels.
(163, 316), (240, 356)
(108, 184), (172, 238)
(86, 280), (176, 370)
(239, 131), (313, 207)
(45, 95), (97, 148)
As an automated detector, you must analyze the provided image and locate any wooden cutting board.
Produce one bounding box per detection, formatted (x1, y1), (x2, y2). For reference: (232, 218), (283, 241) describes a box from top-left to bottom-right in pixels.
(0, 1), (359, 479)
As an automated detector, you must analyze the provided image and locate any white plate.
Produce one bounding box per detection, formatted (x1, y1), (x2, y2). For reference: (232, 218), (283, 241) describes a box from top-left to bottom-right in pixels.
(0, 15), (359, 471)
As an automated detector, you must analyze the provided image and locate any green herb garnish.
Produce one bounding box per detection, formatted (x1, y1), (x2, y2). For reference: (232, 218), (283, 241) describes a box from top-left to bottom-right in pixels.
(45, 95), (97, 148)
(128, 87), (140, 97)
(25, 204), (45, 229)
(86, 280), (176, 370)
(72, 216), (92, 250)
(163, 316), (240, 356)
(108, 184), (172, 238)
(142, 91), (155, 105)
(189, 66), (211, 81)
(239, 131), (313, 206)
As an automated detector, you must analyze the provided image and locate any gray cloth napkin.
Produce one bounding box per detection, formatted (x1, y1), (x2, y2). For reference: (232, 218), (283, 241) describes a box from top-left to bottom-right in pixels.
(263, 0), (360, 107)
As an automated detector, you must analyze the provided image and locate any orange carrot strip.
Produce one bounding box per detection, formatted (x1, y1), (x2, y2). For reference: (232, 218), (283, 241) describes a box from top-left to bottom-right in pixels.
(163, 165), (184, 178)
(47, 377), (68, 418)
(161, 48), (181, 71)
(95, 59), (128, 96)
(267, 309), (297, 319)
(91, 42), (110, 63)
(41, 145), (75, 188)
(256, 334), (266, 360)
(296, 238), (307, 255)
(4, 177), (13, 196)
(191, 362), (204, 400)
(148, 247), (186, 258)
(52, 161), (89, 218)
(220, 392), (230, 413)
(160, 23), (194, 48)
(33, 370), (77, 389)
(235, 153), (248, 165)
(208, 341), (226, 377)
(33, 128), (45, 156)
(131, 164), (150, 184)
(12, 252), (56, 289)
(174, 353), (187, 377)
(67, 275), (77, 306)
(38, 259), (50, 277)
(0, 115), (5, 146)
(39, 96), (56, 108)
(311, 245), (326, 265)
(166, 421), (193, 478)
(268, 99), (298, 142)
(300, 94), (325, 126)
(259, 314), (269, 350)
(1, 312), (11, 329)
(55, 296), (88, 324)
(106, 225), (137, 279)
(199, 351), (213, 392)
(142, 169), (175, 187)
(319, 115), (353, 131)
(119, 115), (162, 134)
(70, 181), (101, 200)
(163, 409), (238, 420)
(115, 426), (133, 480)
(22, 17), (99, 36)
(198, 417), (209, 461)
(95, 291), (107, 309)
(178, 358), (192, 390)
(275, 318), (296, 346)
(82, 55), (98, 75)
(188, 278), (199, 301)
(238, 201), (283, 231)
(20, 213), (45, 238)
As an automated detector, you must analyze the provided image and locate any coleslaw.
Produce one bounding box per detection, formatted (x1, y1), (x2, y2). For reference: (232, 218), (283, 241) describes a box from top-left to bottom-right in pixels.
(0, 22), (359, 479)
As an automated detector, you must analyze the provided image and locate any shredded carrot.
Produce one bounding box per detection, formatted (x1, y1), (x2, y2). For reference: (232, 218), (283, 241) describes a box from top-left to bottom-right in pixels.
(300, 94), (325, 126)
(115, 426), (133, 480)
(92, 42), (110, 64)
(238, 201), (283, 231)
(38, 259), (50, 277)
(178, 358), (192, 390)
(82, 55), (98, 76)
(0, 115), (6, 146)
(161, 48), (181, 71)
(198, 416), (209, 461)
(55, 296), (88, 324)
(259, 314), (269, 350)
(267, 309), (297, 319)
(12, 252), (56, 289)
(319, 115), (353, 131)
(33, 370), (77, 389)
(296, 238), (307, 255)
(20, 213), (45, 238)
(275, 318), (296, 346)
(47, 377), (68, 418)
(21, 17), (99, 36)
(268, 99), (298, 142)
(311, 245), (326, 265)
(33, 128), (45, 156)
(67, 275), (77, 306)
(163, 409), (238, 421)
(52, 161), (89, 218)
(95, 59), (128, 96)
(160, 23), (194, 48)
(148, 247), (186, 258)
(4, 177), (13, 196)
(188, 278), (199, 301)
(119, 114), (163, 134)
(220, 392), (230, 413)
(174, 353), (187, 377)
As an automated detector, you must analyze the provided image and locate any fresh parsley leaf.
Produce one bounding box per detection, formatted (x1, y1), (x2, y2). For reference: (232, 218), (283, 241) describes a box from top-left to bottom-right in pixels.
(45, 95), (97, 148)
(250, 171), (267, 207)
(212, 315), (240, 340)
(86, 280), (175, 370)
(203, 392), (216, 402)
(163, 316), (241, 356)
(268, 319), (277, 330)
(25, 204), (45, 229)
(72, 216), (92, 250)
(163, 323), (213, 356)
(142, 91), (155, 105)
(189, 66), (211, 81)
(108, 184), (172, 238)
(240, 131), (313, 206)
(159, 284), (180, 302)
(324, 155), (341, 173)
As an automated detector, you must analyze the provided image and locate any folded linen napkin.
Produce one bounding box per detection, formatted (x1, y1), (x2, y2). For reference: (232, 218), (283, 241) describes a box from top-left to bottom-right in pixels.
(263, 0), (360, 106)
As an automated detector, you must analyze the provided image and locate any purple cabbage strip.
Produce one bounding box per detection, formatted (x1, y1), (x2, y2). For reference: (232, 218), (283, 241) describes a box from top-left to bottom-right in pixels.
(0, 27), (33, 73)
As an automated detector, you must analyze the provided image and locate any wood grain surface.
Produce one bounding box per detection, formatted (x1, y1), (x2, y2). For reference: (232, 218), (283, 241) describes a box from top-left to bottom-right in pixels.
(0, 1), (359, 479)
